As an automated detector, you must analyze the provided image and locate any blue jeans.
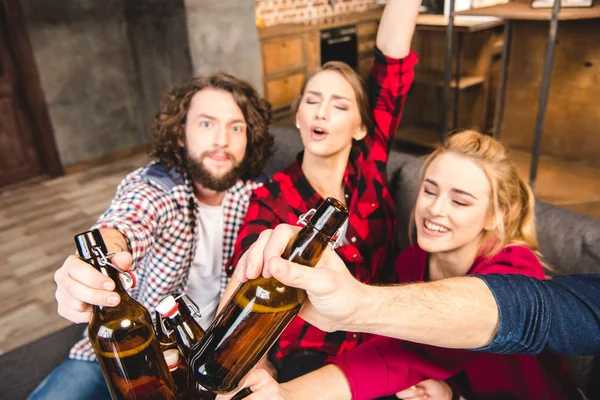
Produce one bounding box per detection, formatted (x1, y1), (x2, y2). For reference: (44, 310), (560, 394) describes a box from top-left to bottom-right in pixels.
(27, 358), (110, 400)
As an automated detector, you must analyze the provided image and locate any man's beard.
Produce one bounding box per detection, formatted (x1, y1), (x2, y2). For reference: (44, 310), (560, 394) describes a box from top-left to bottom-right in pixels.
(184, 150), (244, 192)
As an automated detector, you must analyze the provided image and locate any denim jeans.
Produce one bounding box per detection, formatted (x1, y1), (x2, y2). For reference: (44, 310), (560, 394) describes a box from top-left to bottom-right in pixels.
(27, 358), (110, 400)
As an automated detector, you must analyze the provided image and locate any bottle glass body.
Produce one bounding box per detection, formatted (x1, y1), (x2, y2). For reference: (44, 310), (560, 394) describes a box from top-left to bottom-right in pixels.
(155, 311), (177, 352)
(89, 289), (177, 400)
(189, 198), (347, 394)
(161, 296), (214, 399)
(77, 230), (177, 400)
(166, 300), (206, 360)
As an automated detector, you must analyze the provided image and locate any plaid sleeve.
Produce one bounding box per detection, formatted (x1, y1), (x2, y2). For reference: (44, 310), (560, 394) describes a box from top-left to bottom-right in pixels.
(226, 193), (282, 274)
(366, 47), (417, 166)
(92, 175), (174, 268)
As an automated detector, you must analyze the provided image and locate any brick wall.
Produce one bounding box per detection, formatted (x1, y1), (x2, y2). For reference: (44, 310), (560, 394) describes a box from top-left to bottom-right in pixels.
(255, 0), (381, 27)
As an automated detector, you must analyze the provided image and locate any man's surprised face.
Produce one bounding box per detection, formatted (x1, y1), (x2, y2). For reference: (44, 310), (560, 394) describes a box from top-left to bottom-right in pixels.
(182, 88), (248, 192)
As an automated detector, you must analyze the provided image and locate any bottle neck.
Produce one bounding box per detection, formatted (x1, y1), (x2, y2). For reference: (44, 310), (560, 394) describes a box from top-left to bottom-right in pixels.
(163, 310), (182, 330)
(98, 264), (129, 297)
(282, 224), (331, 267)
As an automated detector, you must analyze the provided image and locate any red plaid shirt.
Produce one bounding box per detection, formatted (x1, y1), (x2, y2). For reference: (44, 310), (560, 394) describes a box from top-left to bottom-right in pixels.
(228, 48), (417, 359)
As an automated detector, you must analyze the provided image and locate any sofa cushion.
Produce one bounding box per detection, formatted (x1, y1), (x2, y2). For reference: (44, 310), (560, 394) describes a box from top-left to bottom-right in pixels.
(388, 151), (422, 251)
(535, 200), (600, 276)
(263, 126), (303, 176)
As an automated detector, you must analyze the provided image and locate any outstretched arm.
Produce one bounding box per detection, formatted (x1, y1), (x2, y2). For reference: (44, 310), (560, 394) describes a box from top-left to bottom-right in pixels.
(238, 225), (600, 356)
(235, 225), (499, 349)
(376, 0), (421, 59)
(367, 0), (420, 162)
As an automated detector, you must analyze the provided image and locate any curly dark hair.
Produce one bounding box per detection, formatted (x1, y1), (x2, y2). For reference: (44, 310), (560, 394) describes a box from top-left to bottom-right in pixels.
(149, 73), (274, 181)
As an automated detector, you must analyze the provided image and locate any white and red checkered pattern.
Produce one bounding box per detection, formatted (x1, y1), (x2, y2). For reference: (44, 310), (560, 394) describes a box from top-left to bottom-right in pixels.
(69, 161), (262, 361)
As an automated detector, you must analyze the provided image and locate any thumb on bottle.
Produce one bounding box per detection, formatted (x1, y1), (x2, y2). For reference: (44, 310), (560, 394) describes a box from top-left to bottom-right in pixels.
(111, 251), (133, 271)
(269, 257), (312, 292)
(267, 257), (288, 279)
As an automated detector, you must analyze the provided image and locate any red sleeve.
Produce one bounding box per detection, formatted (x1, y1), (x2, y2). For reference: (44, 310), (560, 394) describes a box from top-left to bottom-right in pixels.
(329, 336), (476, 400)
(226, 192), (282, 273)
(366, 48), (417, 166)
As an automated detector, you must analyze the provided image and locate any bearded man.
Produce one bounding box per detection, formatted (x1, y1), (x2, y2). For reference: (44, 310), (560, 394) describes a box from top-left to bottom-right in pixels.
(30, 73), (274, 400)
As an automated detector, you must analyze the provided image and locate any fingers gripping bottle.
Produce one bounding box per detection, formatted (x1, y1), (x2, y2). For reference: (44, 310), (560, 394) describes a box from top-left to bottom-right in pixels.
(74, 229), (177, 400)
(189, 198), (349, 394)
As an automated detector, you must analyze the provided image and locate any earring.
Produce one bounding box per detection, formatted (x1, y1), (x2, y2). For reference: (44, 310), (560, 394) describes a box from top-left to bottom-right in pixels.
(296, 122), (300, 129)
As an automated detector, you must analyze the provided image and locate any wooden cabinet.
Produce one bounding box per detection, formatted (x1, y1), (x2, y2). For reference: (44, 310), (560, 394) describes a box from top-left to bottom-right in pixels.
(258, 10), (383, 116)
(265, 72), (305, 110)
(260, 33), (310, 115)
(262, 36), (305, 74)
(257, 11), (502, 134)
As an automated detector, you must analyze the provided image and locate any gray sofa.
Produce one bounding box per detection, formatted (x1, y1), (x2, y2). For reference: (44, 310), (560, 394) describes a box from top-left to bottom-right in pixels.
(3, 126), (599, 399)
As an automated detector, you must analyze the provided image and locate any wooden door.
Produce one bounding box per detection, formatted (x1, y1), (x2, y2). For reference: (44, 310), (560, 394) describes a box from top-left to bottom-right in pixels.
(0, 0), (61, 188)
(0, 3), (42, 186)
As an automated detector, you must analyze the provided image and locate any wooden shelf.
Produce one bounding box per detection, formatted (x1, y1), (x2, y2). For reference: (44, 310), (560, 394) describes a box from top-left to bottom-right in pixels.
(416, 14), (504, 32)
(457, 2), (600, 20)
(414, 72), (486, 89)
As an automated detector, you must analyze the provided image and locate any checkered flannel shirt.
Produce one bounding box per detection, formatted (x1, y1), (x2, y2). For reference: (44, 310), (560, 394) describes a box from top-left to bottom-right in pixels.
(69, 161), (263, 361)
(227, 48), (417, 359)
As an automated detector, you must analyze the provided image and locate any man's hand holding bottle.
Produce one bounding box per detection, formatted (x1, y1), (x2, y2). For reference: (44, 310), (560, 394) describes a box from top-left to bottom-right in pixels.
(232, 223), (368, 336)
(54, 250), (133, 323)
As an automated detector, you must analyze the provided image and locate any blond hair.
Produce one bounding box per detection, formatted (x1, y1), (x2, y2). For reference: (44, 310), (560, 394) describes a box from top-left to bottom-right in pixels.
(413, 130), (542, 261)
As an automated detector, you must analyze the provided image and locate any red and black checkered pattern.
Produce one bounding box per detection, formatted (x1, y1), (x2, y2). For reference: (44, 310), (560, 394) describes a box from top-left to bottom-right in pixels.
(228, 48), (417, 359)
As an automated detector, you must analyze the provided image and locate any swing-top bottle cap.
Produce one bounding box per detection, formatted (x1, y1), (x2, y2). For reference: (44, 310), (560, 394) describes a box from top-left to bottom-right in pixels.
(156, 295), (179, 318)
(309, 197), (349, 238)
(74, 229), (107, 265)
(163, 349), (181, 369)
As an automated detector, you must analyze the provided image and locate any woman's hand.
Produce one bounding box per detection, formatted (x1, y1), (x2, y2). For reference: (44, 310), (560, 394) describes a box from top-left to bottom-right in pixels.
(395, 379), (453, 400)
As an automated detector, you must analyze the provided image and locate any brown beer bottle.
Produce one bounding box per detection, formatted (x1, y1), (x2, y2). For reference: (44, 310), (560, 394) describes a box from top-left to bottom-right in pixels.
(164, 349), (188, 396)
(156, 294), (206, 360)
(75, 229), (177, 400)
(155, 311), (177, 352)
(157, 294), (216, 400)
(189, 198), (348, 394)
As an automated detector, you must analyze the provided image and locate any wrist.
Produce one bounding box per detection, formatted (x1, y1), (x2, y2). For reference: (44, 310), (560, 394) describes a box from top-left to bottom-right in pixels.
(350, 283), (406, 337)
(345, 283), (383, 333)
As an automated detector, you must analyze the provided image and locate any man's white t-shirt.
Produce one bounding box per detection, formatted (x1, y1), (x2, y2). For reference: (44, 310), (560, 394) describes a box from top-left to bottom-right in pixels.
(185, 201), (224, 330)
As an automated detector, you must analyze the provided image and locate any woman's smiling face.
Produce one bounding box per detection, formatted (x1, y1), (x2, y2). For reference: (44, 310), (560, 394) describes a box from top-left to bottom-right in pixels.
(415, 152), (494, 256)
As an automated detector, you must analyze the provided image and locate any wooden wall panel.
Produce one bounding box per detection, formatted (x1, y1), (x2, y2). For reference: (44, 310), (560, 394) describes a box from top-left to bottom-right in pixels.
(500, 20), (600, 167)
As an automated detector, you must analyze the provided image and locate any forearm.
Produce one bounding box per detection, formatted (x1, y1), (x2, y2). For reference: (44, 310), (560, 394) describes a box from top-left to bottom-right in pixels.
(99, 228), (130, 254)
(280, 364), (351, 400)
(349, 277), (499, 349)
(376, 0), (421, 58)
